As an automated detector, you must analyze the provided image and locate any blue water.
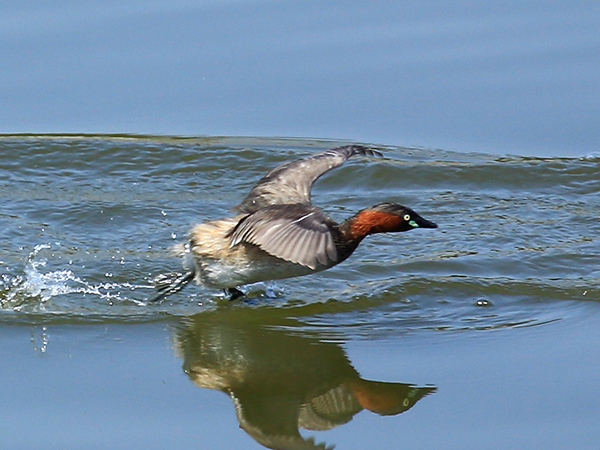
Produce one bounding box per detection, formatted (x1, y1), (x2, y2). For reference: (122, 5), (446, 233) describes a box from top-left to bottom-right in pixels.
(1, 0), (599, 156)
(1, 1), (600, 448)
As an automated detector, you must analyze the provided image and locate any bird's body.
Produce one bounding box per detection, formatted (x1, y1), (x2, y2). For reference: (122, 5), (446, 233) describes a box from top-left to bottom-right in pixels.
(150, 145), (437, 301)
(185, 214), (319, 290)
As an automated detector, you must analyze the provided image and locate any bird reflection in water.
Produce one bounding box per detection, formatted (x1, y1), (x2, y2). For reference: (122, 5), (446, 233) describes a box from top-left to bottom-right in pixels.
(174, 309), (436, 450)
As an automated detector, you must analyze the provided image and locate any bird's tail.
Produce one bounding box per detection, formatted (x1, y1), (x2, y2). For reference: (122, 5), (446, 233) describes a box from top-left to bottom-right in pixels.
(148, 270), (195, 303)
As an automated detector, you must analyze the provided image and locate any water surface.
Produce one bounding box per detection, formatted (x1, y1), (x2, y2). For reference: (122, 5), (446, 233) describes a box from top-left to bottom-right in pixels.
(1, 136), (599, 449)
(2, 135), (597, 324)
(2, 0), (599, 156)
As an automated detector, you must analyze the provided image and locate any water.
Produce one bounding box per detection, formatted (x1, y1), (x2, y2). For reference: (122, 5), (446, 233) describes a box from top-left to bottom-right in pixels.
(1, 136), (599, 449)
(2, 136), (597, 325)
(2, 0), (600, 446)
(2, 1), (600, 156)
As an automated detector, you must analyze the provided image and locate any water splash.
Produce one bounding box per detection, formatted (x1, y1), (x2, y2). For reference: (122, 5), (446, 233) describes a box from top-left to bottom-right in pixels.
(0, 243), (149, 313)
(31, 325), (49, 354)
(22, 244), (86, 302)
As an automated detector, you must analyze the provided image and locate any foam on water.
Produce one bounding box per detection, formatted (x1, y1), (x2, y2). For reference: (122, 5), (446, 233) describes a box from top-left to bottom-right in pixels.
(0, 242), (150, 314)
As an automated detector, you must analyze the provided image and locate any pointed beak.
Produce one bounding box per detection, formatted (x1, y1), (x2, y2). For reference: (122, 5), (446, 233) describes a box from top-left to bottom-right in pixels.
(412, 215), (438, 229)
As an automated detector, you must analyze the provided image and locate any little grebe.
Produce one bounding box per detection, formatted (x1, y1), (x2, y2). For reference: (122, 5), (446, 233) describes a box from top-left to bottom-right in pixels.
(150, 145), (437, 301)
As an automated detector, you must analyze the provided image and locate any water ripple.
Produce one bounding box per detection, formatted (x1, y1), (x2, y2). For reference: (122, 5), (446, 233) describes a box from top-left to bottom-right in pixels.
(0, 135), (597, 333)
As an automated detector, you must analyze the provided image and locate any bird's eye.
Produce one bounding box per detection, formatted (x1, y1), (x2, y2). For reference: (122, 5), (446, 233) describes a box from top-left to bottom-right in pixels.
(404, 214), (410, 221)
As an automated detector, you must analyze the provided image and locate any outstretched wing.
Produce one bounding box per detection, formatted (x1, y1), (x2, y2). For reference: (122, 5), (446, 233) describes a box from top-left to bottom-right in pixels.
(228, 204), (338, 270)
(235, 145), (382, 214)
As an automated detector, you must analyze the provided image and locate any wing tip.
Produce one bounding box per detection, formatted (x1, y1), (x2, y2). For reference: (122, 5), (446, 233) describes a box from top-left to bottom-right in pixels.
(329, 144), (383, 159)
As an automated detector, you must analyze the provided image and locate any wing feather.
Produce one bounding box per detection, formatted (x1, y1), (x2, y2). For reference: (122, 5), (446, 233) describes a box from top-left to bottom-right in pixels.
(325, 233), (337, 261)
(235, 145), (382, 213)
(228, 204), (338, 269)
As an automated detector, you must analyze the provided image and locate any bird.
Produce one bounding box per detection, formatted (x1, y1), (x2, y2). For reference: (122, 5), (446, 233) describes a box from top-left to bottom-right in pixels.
(149, 145), (437, 302)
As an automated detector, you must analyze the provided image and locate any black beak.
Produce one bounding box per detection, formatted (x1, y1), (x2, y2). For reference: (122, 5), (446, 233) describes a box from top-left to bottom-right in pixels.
(414, 215), (438, 229)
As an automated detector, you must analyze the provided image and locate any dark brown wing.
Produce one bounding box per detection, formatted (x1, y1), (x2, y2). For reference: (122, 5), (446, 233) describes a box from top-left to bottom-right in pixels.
(228, 204), (338, 269)
(235, 145), (382, 214)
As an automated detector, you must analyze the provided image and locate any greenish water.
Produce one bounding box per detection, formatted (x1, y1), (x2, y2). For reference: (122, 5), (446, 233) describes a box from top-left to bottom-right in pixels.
(2, 135), (598, 323)
(1, 136), (599, 449)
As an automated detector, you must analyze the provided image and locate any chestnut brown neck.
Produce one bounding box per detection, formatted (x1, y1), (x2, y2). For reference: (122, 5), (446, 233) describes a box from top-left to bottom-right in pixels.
(341, 209), (403, 242)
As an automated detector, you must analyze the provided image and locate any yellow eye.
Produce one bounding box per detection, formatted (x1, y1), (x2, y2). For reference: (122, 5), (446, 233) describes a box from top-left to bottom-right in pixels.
(404, 214), (410, 221)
